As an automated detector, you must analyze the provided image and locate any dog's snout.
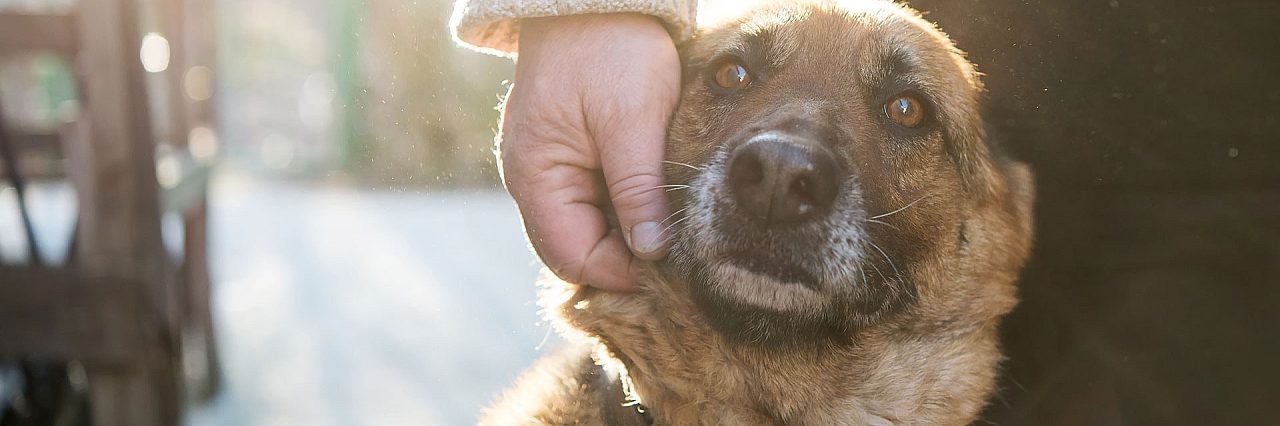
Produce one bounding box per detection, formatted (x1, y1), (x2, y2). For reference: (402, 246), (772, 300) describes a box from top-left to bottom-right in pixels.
(727, 135), (839, 225)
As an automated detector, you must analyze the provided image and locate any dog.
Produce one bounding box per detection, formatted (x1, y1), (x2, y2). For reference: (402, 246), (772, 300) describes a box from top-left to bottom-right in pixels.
(483, 0), (1034, 424)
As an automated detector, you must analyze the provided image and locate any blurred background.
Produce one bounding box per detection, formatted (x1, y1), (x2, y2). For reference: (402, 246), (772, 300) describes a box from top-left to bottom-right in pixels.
(0, 0), (549, 424)
(0, 0), (1277, 425)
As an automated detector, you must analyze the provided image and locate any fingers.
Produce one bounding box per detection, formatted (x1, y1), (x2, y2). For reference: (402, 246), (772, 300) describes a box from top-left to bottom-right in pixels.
(506, 159), (638, 291)
(523, 197), (637, 292)
(500, 13), (681, 291)
(500, 88), (637, 290)
(596, 108), (673, 261)
(590, 23), (680, 261)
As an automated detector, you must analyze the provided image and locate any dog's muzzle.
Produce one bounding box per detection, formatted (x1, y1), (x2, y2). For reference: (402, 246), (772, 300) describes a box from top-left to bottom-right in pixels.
(726, 131), (842, 227)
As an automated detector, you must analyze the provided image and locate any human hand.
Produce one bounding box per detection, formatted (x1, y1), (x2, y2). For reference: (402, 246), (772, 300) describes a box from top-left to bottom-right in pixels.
(500, 13), (680, 291)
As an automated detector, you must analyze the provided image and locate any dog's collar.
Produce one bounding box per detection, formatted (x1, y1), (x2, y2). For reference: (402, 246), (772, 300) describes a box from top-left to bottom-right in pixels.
(595, 363), (654, 426)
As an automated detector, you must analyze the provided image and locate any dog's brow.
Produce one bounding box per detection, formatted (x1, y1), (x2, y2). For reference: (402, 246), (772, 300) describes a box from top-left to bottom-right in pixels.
(866, 47), (921, 91)
(708, 27), (783, 73)
(886, 49), (918, 77)
(742, 27), (774, 52)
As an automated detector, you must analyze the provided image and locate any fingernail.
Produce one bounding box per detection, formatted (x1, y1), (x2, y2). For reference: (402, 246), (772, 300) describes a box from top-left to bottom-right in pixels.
(629, 221), (669, 257)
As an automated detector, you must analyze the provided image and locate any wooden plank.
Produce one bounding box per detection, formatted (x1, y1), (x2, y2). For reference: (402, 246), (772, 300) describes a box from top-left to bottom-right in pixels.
(74, 0), (169, 286)
(86, 356), (180, 426)
(72, 0), (181, 423)
(179, 0), (223, 401)
(0, 267), (146, 364)
(0, 13), (78, 56)
(159, 0), (190, 150)
(183, 0), (217, 125)
(181, 198), (222, 400)
(0, 131), (66, 179)
(8, 132), (63, 153)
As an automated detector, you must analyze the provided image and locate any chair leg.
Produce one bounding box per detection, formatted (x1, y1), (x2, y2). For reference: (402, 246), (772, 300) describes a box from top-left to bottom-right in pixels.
(85, 350), (180, 426)
(182, 200), (221, 400)
(0, 103), (44, 265)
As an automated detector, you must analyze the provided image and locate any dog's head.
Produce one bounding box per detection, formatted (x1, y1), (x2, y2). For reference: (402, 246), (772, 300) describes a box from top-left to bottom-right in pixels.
(662, 0), (1034, 347)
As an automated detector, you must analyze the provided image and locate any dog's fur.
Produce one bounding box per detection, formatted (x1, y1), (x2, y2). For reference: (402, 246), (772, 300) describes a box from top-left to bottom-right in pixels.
(483, 1), (1034, 424)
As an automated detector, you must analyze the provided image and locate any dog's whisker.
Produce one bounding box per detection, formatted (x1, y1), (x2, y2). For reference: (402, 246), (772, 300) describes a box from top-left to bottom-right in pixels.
(869, 194), (931, 220)
(662, 214), (695, 235)
(868, 241), (903, 282)
(866, 218), (900, 231)
(662, 160), (703, 171)
(865, 258), (887, 282)
(654, 184), (692, 193)
(659, 208), (689, 226)
(534, 323), (553, 351)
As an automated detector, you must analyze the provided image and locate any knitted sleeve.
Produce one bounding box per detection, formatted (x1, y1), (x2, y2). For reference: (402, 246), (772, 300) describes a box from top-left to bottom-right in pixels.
(449, 0), (698, 57)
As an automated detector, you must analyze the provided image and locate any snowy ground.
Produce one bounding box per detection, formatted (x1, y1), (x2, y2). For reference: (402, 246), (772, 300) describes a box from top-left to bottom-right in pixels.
(1, 174), (555, 425)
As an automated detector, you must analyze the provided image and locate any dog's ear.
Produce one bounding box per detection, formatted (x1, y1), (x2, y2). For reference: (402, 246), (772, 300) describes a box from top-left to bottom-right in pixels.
(1001, 160), (1035, 234)
(983, 157), (1036, 270)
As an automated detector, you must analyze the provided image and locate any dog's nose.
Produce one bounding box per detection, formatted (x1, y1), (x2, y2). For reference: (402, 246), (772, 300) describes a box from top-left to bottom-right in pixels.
(727, 136), (839, 225)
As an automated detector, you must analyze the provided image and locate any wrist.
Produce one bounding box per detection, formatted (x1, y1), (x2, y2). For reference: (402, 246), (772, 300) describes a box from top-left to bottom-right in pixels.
(518, 13), (672, 59)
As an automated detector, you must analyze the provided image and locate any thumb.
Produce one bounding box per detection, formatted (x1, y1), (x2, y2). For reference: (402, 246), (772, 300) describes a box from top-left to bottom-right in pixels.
(598, 116), (672, 261)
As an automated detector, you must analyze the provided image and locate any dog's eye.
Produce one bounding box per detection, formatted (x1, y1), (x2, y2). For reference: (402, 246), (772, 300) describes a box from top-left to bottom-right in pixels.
(884, 94), (927, 128)
(713, 61), (751, 90)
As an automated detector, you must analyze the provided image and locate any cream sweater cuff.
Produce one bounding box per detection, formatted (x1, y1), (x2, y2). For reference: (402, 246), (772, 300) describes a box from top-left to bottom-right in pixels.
(450, 0), (697, 57)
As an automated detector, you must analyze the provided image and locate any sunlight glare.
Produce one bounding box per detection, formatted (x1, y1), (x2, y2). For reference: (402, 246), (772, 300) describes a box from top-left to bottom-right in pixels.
(140, 32), (171, 73)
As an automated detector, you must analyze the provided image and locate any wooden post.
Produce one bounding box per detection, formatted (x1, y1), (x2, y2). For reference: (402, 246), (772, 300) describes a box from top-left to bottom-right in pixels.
(157, 0), (192, 373)
(181, 0), (223, 400)
(182, 198), (221, 399)
(72, 0), (181, 423)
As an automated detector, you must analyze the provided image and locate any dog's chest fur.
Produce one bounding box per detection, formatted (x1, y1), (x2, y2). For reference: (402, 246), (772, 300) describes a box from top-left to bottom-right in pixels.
(549, 265), (1005, 426)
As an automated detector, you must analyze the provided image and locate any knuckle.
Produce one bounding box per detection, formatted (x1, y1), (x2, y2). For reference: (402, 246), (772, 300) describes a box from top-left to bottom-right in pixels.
(609, 172), (665, 213)
(543, 248), (588, 284)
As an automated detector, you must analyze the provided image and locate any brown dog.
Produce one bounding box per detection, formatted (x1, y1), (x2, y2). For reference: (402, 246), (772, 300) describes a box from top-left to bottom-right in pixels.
(483, 0), (1034, 424)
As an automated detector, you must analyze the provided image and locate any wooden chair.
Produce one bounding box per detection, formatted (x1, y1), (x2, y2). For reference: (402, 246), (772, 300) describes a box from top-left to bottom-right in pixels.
(0, 0), (219, 423)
